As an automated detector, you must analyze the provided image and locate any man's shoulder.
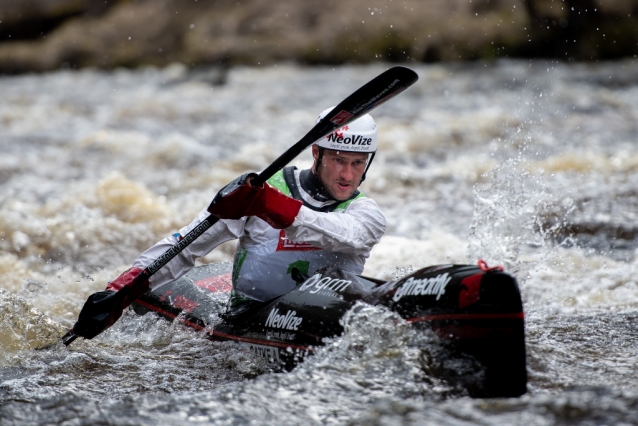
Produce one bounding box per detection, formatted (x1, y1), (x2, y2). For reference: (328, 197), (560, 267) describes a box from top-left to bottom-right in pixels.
(339, 194), (384, 215)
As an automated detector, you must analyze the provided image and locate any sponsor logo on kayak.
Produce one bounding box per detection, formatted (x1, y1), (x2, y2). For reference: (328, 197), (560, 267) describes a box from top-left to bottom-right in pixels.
(392, 273), (451, 302)
(265, 308), (303, 330)
(266, 330), (297, 341)
(194, 273), (233, 293)
(244, 343), (281, 365)
(173, 295), (200, 312)
(159, 290), (200, 313)
(299, 273), (352, 296)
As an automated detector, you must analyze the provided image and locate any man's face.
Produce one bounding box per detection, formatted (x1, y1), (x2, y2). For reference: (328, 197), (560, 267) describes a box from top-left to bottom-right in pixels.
(312, 145), (369, 201)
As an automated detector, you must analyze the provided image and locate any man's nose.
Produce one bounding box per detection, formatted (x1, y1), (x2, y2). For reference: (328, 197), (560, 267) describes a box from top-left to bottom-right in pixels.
(340, 163), (353, 180)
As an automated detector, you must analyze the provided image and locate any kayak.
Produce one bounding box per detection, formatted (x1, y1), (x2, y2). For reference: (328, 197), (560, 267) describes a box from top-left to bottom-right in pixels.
(132, 260), (527, 398)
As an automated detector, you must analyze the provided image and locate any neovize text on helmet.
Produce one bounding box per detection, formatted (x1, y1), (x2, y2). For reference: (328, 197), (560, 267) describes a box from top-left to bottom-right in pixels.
(326, 133), (372, 146)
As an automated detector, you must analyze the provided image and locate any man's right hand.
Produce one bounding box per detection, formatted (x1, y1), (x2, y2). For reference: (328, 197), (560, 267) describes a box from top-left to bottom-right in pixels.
(207, 173), (302, 229)
(206, 173), (260, 220)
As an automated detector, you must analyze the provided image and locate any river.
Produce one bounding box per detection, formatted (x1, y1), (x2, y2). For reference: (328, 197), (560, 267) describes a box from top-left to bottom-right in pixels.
(1, 61), (637, 424)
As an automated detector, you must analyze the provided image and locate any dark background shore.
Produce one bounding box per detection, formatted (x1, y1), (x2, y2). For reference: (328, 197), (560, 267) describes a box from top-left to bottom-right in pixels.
(0, 0), (637, 74)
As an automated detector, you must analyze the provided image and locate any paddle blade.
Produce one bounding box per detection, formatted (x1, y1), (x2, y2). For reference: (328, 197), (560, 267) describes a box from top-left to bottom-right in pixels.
(254, 66), (418, 185)
(63, 289), (127, 345)
(317, 66), (418, 135)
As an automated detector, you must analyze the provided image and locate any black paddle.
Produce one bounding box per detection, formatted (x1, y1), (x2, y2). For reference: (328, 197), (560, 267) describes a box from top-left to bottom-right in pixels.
(61, 66), (419, 347)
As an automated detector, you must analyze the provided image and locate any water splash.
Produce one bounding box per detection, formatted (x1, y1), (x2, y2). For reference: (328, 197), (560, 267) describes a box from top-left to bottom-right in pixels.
(467, 156), (554, 273)
(0, 288), (65, 365)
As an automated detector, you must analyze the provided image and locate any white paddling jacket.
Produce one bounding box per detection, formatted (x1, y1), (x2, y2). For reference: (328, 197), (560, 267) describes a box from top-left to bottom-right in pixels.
(132, 167), (386, 304)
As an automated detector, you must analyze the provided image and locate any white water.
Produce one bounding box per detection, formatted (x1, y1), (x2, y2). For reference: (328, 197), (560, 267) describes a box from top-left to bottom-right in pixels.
(1, 61), (637, 424)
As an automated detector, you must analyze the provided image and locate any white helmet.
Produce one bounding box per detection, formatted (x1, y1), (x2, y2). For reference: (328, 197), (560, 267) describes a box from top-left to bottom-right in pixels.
(315, 107), (378, 153)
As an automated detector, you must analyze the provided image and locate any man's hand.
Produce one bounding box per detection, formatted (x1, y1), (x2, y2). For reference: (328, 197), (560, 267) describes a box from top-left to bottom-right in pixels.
(207, 173), (302, 229)
(106, 267), (149, 295)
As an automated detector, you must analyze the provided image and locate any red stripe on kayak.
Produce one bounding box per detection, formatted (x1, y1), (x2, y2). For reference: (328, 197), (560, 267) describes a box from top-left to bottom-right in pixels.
(407, 312), (525, 323)
(135, 300), (180, 320)
(193, 273), (233, 293)
(134, 300), (313, 352)
(207, 329), (314, 351)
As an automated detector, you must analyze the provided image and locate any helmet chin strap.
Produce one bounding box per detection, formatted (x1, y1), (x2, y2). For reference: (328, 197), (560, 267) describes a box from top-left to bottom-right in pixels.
(360, 151), (375, 183)
(313, 146), (325, 177)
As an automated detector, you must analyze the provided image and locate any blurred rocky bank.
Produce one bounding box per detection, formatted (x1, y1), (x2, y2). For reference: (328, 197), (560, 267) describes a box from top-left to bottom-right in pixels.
(0, 0), (636, 73)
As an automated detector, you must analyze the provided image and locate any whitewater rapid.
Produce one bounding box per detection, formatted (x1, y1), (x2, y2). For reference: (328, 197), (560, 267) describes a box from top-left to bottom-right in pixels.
(1, 61), (637, 424)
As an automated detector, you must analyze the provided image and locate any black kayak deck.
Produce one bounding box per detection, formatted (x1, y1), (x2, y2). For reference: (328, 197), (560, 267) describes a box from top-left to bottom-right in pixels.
(134, 262), (527, 398)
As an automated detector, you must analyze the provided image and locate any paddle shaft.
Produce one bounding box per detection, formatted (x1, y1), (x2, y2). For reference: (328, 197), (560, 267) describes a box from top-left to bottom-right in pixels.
(62, 66), (418, 346)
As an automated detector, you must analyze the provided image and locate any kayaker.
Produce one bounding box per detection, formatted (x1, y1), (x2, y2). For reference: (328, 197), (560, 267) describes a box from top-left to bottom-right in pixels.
(105, 107), (386, 315)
